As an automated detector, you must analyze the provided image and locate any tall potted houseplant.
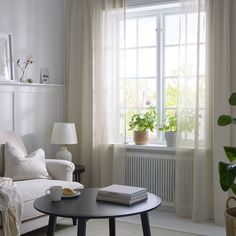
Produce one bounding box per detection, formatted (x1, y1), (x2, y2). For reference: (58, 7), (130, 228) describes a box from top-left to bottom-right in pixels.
(159, 113), (177, 147)
(218, 92), (236, 236)
(129, 106), (158, 145)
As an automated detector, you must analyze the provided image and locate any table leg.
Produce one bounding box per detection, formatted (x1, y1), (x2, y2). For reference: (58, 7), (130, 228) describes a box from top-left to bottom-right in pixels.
(72, 217), (77, 225)
(47, 215), (57, 236)
(77, 218), (87, 236)
(109, 218), (116, 236)
(140, 212), (151, 236)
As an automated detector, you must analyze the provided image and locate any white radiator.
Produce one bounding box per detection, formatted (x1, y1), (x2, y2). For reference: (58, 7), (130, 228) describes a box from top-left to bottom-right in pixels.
(113, 148), (176, 209)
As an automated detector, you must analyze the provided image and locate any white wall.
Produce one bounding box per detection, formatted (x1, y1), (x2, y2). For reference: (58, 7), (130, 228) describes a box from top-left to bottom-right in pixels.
(0, 0), (65, 84)
(0, 83), (65, 158)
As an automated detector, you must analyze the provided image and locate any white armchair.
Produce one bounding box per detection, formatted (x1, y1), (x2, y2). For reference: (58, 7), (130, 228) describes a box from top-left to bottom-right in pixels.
(0, 129), (84, 234)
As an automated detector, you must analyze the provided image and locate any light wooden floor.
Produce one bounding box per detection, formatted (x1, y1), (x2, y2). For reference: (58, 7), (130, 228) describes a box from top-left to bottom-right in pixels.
(23, 218), (200, 236)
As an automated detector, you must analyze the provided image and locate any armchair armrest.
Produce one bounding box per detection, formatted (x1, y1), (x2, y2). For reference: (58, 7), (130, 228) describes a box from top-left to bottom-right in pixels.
(45, 159), (75, 181)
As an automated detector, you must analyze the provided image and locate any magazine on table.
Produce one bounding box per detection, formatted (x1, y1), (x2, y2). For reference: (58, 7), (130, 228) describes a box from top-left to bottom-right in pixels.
(96, 192), (148, 205)
(97, 184), (147, 200)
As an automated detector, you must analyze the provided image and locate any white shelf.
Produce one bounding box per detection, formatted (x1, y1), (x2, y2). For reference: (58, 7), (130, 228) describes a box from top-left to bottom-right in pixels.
(0, 81), (64, 87)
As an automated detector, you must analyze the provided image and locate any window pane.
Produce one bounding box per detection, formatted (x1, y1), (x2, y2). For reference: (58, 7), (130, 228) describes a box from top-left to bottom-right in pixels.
(126, 108), (138, 137)
(179, 14), (186, 44)
(125, 79), (137, 108)
(179, 45), (198, 76)
(179, 13), (205, 44)
(164, 46), (178, 76)
(125, 49), (137, 77)
(200, 12), (206, 43)
(126, 19), (137, 48)
(138, 79), (157, 107)
(198, 109), (205, 142)
(199, 44), (205, 75)
(178, 77), (196, 107)
(119, 20), (125, 49)
(138, 17), (156, 47)
(119, 50), (124, 77)
(138, 48), (156, 77)
(118, 109), (126, 138)
(199, 76), (205, 108)
(187, 13), (198, 44)
(165, 79), (177, 108)
(165, 14), (180, 45)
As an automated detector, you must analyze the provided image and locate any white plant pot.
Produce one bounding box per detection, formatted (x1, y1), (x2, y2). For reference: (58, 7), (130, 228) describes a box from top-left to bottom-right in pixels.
(164, 131), (176, 147)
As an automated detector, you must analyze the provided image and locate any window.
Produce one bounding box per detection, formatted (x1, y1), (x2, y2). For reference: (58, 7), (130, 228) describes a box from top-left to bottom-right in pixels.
(118, 2), (206, 144)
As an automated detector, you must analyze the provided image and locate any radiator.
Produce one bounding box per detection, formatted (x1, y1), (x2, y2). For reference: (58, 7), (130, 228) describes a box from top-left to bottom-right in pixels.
(113, 148), (176, 209)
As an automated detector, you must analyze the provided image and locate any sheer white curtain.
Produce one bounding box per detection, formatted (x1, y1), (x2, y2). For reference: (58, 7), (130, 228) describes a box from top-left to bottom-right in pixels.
(66, 0), (125, 187)
(175, 0), (230, 223)
(209, 0), (231, 225)
(175, 0), (213, 221)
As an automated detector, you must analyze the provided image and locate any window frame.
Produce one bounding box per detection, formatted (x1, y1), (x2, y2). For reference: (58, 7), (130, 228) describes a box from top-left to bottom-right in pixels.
(119, 3), (182, 144)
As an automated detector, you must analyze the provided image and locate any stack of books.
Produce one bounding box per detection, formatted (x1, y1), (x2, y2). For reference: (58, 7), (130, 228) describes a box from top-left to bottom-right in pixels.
(96, 184), (148, 205)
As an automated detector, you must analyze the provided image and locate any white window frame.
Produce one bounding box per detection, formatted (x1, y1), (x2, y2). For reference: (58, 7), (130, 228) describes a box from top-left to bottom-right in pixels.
(119, 3), (181, 144)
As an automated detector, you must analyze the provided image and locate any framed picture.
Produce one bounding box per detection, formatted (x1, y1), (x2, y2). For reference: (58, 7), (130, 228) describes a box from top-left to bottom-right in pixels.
(40, 68), (50, 84)
(0, 32), (13, 81)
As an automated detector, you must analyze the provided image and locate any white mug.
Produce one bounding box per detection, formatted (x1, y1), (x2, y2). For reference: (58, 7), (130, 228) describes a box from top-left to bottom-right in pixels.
(45, 186), (62, 201)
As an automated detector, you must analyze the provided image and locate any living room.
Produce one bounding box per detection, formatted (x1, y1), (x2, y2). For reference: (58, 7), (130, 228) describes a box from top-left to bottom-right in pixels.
(0, 0), (235, 235)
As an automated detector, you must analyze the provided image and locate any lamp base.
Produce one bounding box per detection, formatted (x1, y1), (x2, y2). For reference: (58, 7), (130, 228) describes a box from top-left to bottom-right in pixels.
(56, 146), (72, 161)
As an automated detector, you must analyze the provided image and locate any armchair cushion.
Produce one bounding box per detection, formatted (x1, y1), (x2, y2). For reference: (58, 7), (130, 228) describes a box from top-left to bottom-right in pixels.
(15, 179), (83, 221)
(0, 130), (27, 176)
(4, 142), (50, 181)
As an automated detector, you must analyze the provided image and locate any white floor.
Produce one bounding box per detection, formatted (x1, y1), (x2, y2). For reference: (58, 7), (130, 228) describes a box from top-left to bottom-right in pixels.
(119, 210), (226, 236)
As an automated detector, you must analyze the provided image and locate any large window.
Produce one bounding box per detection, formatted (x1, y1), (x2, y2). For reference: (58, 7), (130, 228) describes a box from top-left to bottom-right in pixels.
(119, 2), (206, 144)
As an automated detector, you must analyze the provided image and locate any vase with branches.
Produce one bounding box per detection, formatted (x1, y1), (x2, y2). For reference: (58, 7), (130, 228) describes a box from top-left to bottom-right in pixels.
(17, 55), (33, 82)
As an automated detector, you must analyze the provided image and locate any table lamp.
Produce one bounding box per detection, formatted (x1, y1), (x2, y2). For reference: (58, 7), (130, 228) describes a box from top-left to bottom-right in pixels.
(51, 122), (78, 161)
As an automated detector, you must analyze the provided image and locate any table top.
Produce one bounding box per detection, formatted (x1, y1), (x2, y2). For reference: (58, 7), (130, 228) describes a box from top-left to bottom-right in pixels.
(34, 188), (161, 219)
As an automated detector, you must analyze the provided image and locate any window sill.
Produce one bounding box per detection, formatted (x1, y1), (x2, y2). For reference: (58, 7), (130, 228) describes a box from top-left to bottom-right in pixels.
(125, 143), (176, 154)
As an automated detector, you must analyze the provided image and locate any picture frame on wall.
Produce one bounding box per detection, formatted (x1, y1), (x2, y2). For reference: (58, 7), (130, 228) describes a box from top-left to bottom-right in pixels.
(0, 32), (13, 81)
(40, 68), (50, 84)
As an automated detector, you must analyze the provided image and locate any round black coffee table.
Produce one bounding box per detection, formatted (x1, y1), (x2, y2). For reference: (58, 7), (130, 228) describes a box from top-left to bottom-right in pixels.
(34, 188), (161, 236)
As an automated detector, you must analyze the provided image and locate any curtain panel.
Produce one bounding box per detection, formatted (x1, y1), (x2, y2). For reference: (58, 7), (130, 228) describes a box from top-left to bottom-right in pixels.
(175, 0), (231, 224)
(175, 0), (214, 221)
(66, 0), (125, 187)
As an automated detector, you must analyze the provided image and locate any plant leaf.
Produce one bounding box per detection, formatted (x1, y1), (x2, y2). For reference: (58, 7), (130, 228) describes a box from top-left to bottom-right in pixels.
(231, 184), (236, 195)
(224, 146), (236, 162)
(218, 162), (236, 191)
(229, 93), (236, 105)
(218, 115), (232, 126)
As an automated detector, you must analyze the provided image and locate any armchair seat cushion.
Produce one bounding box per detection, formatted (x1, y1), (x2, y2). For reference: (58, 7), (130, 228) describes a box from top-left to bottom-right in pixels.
(15, 179), (83, 221)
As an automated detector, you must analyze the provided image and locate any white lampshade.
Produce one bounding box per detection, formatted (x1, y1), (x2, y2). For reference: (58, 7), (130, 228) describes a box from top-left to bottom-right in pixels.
(51, 123), (78, 161)
(51, 122), (78, 145)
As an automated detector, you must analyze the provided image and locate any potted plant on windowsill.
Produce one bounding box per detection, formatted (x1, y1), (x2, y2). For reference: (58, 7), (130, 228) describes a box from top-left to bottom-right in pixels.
(218, 92), (236, 236)
(129, 106), (158, 145)
(159, 113), (177, 147)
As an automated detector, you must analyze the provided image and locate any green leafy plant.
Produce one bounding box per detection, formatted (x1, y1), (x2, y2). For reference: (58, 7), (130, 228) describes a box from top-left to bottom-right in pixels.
(218, 92), (236, 194)
(129, 106), (158, 132)
(158, 113), (177, 132)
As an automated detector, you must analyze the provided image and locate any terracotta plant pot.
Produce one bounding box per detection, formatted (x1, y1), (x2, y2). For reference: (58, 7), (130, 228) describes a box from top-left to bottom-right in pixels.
(133, 131), (149, 145)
